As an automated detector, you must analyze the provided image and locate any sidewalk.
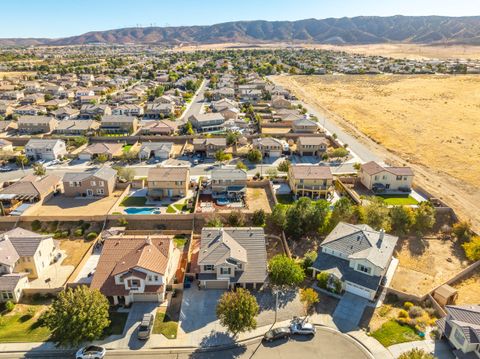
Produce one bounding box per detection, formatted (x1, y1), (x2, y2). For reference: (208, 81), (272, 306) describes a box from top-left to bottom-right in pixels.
(388, 339), (454, 359)
(348, 330), (394, 359)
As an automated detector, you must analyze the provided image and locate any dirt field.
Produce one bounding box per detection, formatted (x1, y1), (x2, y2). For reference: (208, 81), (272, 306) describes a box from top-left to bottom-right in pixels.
(0, 71), (36, 79)
(453, 272), (480, 304)
(59, 239), (92, 268)
(390, 237), (470, 296)
(246, 187), (272, 213)
(271, 74), (480, 231)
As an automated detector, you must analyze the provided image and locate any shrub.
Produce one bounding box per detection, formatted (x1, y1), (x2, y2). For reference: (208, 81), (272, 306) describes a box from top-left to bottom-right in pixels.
(5, 300), (15, 312)
(48, 221), (59, 232)
(462, 236), (480, 261)
(316, 272), (330, 289)
(378, 305), (392, 317)
(251, 209), (266, 227)
(74, 228), (84, 237)
(403, 301), (414, 310)
(398, 309), (409, 318)
(61, 230), (69, 238)
(424, 307), (436, 317)
(86, 232), (98, 240)
(53, 231), (63, 239)
(452, 220), (472, 241)
(408, 306), (424, 318)
(398, 348), (434, 359)
(31, 220), (42, 232)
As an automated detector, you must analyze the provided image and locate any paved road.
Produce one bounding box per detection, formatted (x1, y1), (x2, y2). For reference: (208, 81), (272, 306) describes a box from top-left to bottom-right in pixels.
(178, 79), (208, 125)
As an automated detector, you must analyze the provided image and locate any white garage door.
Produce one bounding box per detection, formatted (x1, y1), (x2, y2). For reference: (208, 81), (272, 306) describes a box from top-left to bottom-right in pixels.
(270, 151), (282, 158)
(345, 283), (373, 300)
(133, 293), (160, 302)
(205, 280), (229, 289)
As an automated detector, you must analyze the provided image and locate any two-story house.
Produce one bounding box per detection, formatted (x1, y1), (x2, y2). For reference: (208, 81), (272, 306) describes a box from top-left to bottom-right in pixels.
(147, 167), (189, 200)
(17, 116), (58, 134)
(310, 222), (398, 300)
(100, 115), (139, 134)
(62, 167), (116, 198)
(210, 167), (247, 199)
(189, 113), (225, 133)
(90, 232), (176, 305)
(192, 138), (227, 157)
(252, 137), (283, 158)
(197, 227), (268, 290)
(359, 161), (414, 193)
(437, 305), (480, 359)
(296, 136), (328, 157)
(288, 165), (333, 199)
(112, 104), (144, 117)
(25, 139), (67, 161)
(80, 104), (112, 119)
(292, 118), (319, 133)
(140, 120), (178, 136)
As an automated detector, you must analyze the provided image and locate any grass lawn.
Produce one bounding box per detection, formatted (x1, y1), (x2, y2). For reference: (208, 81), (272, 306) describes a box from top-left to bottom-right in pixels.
(376, 195), (419, 206)
(120, 196), (147, 207)
(153, 310), (178, 339)
(103, 311), (128, 336)
(173, 235), (188, 248)
(0, 305), (51, 343)
(122, 145), (133, 153)
(276, 194), (295, 205)
(166, 205), (176, 213)
(371, 320), (422, 347)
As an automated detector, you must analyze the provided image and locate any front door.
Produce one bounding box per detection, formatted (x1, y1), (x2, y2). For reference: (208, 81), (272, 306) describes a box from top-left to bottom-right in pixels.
(86, 189), (94, 197)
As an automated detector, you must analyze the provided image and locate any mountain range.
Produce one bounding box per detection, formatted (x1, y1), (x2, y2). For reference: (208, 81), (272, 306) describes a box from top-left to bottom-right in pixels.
(2, 16), (480, 47)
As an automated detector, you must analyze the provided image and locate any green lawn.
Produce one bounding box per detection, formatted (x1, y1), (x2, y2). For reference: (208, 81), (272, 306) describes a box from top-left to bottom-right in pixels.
(371, 320), (422, 347)
(376, 195), (419, 206)
(0, 305), (51, 343)
(173, 235), (188, 248)
(120, 196), (147, 207)
(166, 205), (176, 213)
(276, 194), (295, 205)
(103, 312), (128, 336)
(153, 310), (178, 339)
(122, 145), (133, 153)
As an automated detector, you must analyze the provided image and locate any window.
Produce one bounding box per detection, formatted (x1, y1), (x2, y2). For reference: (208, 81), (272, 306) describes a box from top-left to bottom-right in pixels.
(99, 181), (105, 186)
(204, 265), (214, 271)
(128, 279), (140, 288)
(97, 188), (105, 195)
(396, 175), (402, 180)
(357, 264), (371, 274)
(148, 275), (153, 281)
(69, 181), (74, 187)
(220, 267), (231, 275)
(454, 328), (465, 346)
(90, 181), (96, 186)
(374, 175), (379, 180)
(154, 275), (159, 281)
(119, 277), (124, 283)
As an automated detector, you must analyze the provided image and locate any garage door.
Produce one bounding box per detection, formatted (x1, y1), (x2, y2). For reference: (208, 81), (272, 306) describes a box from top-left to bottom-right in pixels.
(302, 152), (314, 156)
(270, 151), (282, 157)
(345, 283), (372, 300)
(205, 280), (229, 289)
(133, 293), (160, 302)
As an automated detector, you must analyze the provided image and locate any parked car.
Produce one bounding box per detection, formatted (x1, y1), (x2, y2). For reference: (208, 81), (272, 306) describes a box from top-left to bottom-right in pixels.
(0, 166), (13, 172)
(137, 313), (154, 340)
(263, 327), (290, 342)
(290, 317), (316, 336)
(75, 345), (106, 359)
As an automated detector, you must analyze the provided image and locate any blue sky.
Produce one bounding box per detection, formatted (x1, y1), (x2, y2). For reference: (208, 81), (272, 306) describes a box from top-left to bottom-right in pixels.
(1, 0), (478, 38)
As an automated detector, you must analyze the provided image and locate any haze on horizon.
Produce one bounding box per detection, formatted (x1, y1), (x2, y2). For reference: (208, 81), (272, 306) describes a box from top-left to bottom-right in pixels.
(1, 0), (479, 39)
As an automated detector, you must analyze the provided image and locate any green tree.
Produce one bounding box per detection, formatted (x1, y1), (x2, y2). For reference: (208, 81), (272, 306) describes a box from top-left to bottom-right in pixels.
(329, 197), (356, 229)
(116, 167), (136, 182)
(413, 202), (435, 236)
(266, 167), (278, 178)
(16, 155), (29, 167)
(73, 136), (88, 147)
(269, 204), (288, 230)
(226, 131), (240, 146)
(226, 210), (245, 227)
(302, 250), (318, 272)
(184, 121), (194, 135)
(33, 163), (46, 176)
(268, 255), (305, 287)
(236, 160), (247, 170)
(216, 288), (259, 336)
(153, 85), (165, 98)
(361, 198), (391, 231)
(453, 220), (472, 241)
(462, 236), (480, 261)
(95, 154), (109, 163)
(390, 205), (415, 236)
(206, 216), (223, 227)
(285, 197), (329, 238)
(328, 147), (349, 158)
(277, 160), (291, 172)
(42, 286), (110, 346)
(398, 348), (434, 359)
(251, 209), (266, 227)
(246, 149), (262, 164)
(214, 150), (232, 162)
(300, 288), (319, 315)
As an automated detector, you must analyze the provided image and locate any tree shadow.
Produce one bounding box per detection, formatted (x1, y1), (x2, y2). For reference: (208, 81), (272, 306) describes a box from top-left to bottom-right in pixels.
(255, 287), (297, 312)
(190, 331), (247, 359)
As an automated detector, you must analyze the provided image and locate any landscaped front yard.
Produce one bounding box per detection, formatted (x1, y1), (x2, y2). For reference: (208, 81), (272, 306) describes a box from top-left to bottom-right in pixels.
(153, 308), (178, 339)
(0, 304), (51, 343)
(371, 320), (422, 347)
(103, 311), (128, 336)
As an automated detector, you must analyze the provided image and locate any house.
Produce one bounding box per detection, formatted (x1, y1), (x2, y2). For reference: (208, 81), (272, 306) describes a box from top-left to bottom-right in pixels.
(0, 227), (59, 280)
(90, 233), (176, 305)
(252, 137), (283, 158)
(359, 161), (414, 192)
(14, 105), (45, 116)
(25, 139), (67, 161)
(0, 139), (13, 152)
(140, 120), (178, 136)
(0, 273), (29, 303)
(139, 142), (174, 161)
(80, 104), (111, 119)
(437, 305), (480, 359)
(112, 104), (144, 117)
(0, 174), (61, 214)
(147, 167), (189, 200)
(50, 106), (80, 120)
(0, 103), (13, 117)
(145, 103), (174, 119)
(310, 222), (398, 300)
(63, 167), (116, 198)
(212, 98), (239, 112)
(17, 116), (58, 134)
(100, 115), (138, 134)
(78, 142), (124, 161)
(211, 167), (247, 199)
(292, 118), (319, 133)
(192, 138), (227, 157)
(42, 99), (69, 109)
(54, 120), (99, 136)
(189, 113), (225, 133)
(296, 136), (328, 157)
(19, 94), (45, 106)
(197, 227), (268, 290)
(0, 120), (17, 134)
(271, 96), (292, 109)
(288, 165), (333, 199)
(211, 87), (235, 101)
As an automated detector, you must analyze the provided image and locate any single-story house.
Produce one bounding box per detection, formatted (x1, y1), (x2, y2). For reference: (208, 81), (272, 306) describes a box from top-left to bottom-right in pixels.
(192, 138), (227, 157)
(53, 120), (100, 136)
(139, 142), (174, 160)
(78, 142), (124, 161)
(140, 120), (178, 136)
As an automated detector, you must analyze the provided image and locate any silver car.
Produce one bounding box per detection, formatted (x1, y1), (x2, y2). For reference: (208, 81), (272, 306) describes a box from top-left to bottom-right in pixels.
(137, 313), (154, 340)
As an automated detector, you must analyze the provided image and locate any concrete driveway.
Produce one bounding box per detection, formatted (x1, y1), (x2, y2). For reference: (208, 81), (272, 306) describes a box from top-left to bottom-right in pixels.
(333, 293), (369, 332)
(118, 302), (158, 350)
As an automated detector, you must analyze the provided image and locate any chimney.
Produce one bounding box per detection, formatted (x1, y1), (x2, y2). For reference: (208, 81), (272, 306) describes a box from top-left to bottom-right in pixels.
(146, 236), (152, 245)
(377, 229), (385, 247)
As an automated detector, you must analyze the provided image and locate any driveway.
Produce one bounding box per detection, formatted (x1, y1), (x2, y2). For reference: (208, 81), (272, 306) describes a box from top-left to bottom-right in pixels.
(333, 293), (369, 332)
(118, 302), (159, 350)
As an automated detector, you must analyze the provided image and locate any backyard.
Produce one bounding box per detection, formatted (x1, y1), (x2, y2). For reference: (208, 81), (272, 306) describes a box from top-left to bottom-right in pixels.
(59, 239), (93, 268)
(120, 196), (147, 207)
(246, 187), (273, 213)
(453, 272), (480, 304)
(375, 194), (419, 206)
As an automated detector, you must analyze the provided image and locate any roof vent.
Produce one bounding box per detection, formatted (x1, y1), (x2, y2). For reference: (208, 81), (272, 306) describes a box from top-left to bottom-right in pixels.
(146, 236), (152, 245)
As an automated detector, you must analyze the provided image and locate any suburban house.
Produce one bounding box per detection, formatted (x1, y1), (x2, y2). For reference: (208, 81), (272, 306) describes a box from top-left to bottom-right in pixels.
(90, 232), (176, 305)
(359, 161), (414, 192)
(271, 95), (292, 109)
(62, 167), (117, 198)
(17, 116), (58, 134)
(79, 104), (112, 119)
(288, 165), (334, 199)
(78, 142), (124, 161)
(145, 103), (174, 119)
(252, 137), (284, 158)
(211, 167), (247, 199)
(296, 136), (328, 157)
(147, 167), (190, 200)
(292, 118), (319, 133)
(0, 227), (59, 280)
(53, 120), (99, 136)
(51, 107), (80, 120)
(437, 305), (480, 359)
(140, 120), (178, 136)
(112, 104), (144, 117)
(139, 142), (174, 161)
(0, 121), (17, 135)
(0, 174), (61, 215)
(310, 222), (398, 300)
(211, 87), (235, 101)
(100, 115), (139, 134)
(0, 273), (29, 303)
(197, 227), (268, 290)
(14, 105), (44, 116)
(189, 113), (226, 133)
(0, 139), (13, 152)
(25, 139), (67, 161)
(193, 138), (227, 157)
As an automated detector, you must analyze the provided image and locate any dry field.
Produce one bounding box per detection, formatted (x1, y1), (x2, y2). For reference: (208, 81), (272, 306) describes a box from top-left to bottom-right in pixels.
(453, 272), (480, 304)
(271, 74), (480, 231)
(59, 239), (92, 268)
(246, 187), (272, 213)
(0, 71), (36, 79)
(390, 237), (470, 296)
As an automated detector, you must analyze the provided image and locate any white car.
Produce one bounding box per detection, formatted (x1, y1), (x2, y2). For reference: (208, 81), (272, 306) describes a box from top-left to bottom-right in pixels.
(75, 345), (106, 359)
(290, 319), (316, 336)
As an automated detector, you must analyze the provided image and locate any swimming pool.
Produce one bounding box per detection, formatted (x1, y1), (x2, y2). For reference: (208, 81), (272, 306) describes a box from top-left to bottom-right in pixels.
(123, 207), (161, 215)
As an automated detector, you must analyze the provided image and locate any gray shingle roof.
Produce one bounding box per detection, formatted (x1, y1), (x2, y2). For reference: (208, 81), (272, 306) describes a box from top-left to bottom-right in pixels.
(441, 305), (480, 344)
(63, 166), (117, 183)
(1, 227), (50, 257)
(0, 273), (27, 291)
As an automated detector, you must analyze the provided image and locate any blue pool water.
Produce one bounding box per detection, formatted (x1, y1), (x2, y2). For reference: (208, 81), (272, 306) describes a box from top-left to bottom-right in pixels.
(123, 207), (160, 215)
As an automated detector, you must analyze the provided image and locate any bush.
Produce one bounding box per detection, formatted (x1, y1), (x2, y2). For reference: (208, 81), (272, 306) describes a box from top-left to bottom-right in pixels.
(61, 230), (69, 238)
(74, 228), (84, 237)
(452, 220), (472, 241)
(378, 305), (392, 317)
(86, 232), (98, 240)
(424, 307), (436, 317)
(462, 236), (480, 261)
(316, 272), (330, 289)
(403, 301), (414, 310)
(5, 300), (15, 312)
(398, 309), (409, 318)
(31, 220), (42, 232)
(408, 306), (424, 318)
(53, 231), (63, 239)
(251, 209), (266, 226)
